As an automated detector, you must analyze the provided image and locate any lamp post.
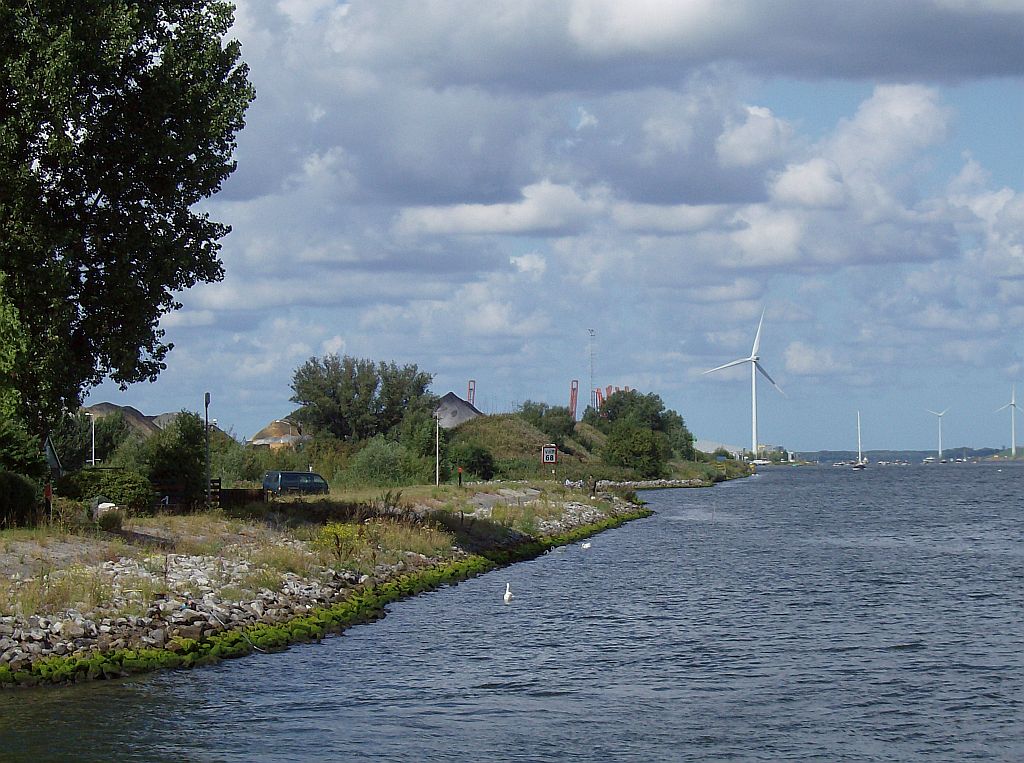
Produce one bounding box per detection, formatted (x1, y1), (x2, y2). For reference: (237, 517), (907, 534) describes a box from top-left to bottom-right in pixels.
(204, 392), (211, 504)
(85, 412), (96, 466)
(434, 412), (440, 487)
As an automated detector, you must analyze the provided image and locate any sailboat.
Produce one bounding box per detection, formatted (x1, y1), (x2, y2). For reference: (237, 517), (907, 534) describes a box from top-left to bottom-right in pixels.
(852, 411), (867, 470)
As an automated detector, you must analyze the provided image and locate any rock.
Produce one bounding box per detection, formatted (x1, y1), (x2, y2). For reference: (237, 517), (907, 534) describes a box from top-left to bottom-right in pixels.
(173, 624), (204, 641)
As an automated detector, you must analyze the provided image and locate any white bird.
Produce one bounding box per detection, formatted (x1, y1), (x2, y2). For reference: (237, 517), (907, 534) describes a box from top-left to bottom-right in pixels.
(503, 582), (513, 604)
(580, 541), (591, 549)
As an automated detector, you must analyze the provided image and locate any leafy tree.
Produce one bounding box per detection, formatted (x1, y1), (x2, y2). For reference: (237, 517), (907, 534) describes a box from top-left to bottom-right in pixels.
(142, 411), (207, 505)
(584, 390), (695, 460)
(49, 410), (135, 469)
(0, 417), (47, 481)
(0, 1), (255, 436)
(448, 441), (495, 480)
(396, 408), (447, 461)
(517, 401), (576, 448)
(0, 276), (25, 418)
(601, 422), (670, 478)
(291, 355), (436, 441)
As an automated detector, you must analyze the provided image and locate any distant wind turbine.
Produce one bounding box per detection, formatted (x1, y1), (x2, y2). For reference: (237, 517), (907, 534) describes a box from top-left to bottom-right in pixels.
(996, 385), (1019, 458)
(926, 408), (949, 460)
(704, 309), (784, 458)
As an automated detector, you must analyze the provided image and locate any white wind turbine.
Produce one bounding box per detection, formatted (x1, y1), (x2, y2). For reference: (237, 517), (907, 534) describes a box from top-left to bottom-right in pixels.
(926, 408), (949, 461)
(704, 309), (784, 458)
(996, 385), (1019, 458)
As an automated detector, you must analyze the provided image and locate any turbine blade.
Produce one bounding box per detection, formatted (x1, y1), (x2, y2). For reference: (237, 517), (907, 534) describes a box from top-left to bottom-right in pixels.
(925, 409), (944, 417)
(755, 361), (784, 395)
(704, 357), (752, 375)
(996, 403), (1011, 412)
(751, 308), (766, 355)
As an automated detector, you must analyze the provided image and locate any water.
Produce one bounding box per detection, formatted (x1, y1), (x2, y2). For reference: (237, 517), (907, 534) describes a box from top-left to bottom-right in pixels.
(2, 464), (1023, 761)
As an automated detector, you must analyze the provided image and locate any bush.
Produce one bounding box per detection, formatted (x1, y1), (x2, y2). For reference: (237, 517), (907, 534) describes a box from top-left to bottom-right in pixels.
(448, 441), (495, 480)
(56, 468), (153, 511)
(143, 411), (206, 506)
(601, 422), (670, 478)
(97, 509), (124, 532)
(0, 469), (40, 528)
(344, 436), (437, 486)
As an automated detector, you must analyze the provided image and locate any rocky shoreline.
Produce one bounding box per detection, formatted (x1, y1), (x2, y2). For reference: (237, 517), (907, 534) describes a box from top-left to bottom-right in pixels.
(0, 492), (652, 688)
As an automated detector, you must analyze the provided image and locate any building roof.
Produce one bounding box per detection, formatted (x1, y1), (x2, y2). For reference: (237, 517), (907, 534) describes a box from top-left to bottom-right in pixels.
(435, 392), (483, 429)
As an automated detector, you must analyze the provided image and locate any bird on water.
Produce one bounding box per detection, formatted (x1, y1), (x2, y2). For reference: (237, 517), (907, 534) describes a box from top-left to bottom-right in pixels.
(503, 582), (513, 603)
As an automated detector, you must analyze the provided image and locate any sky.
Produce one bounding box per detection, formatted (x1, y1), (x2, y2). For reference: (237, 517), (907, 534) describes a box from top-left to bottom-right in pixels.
(86, 0), (1024, 453)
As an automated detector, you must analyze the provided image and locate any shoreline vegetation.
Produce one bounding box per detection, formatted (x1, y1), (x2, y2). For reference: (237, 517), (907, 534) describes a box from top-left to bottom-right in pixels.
(0, 479), (702, 689)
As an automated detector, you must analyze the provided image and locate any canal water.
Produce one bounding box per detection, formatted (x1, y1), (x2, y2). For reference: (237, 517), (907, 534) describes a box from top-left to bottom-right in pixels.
(1, 464), (1022, 761)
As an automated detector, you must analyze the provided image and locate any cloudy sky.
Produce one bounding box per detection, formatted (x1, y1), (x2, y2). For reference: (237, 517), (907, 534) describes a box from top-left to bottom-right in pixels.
(87, 0), (1024, 453)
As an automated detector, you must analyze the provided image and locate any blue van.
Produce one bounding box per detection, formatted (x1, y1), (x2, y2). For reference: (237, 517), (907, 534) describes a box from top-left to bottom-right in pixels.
(262, 470), (330, 497)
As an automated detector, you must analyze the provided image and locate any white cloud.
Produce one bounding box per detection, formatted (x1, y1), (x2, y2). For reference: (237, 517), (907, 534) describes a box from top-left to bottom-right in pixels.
(784, 341), (851, 376)
(395, 180), (602, 235)
(771, 157), (846, 208)
(567, 0), (748, 55)
(576, 107), (598, 130)
(510, 253), (548, 278)
(729, 206), (804, 266)
(716, 105), (793, 168)
(611, 202), (728, 233)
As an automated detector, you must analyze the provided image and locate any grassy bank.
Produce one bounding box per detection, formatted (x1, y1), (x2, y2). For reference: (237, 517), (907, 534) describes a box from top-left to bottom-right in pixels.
(0, 484), (652, 688)
(0, 506), (652, 688)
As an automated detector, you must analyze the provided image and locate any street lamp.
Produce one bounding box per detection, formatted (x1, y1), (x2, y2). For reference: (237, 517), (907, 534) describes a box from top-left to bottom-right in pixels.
(84, 412), (96, 466)
(434, 412), (440, 486)
(204, 392), (211, 504)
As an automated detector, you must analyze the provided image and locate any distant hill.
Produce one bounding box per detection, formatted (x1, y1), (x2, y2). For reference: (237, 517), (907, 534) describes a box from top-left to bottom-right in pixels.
(81, 402), (165, 437)
(81, 403), (225, 439)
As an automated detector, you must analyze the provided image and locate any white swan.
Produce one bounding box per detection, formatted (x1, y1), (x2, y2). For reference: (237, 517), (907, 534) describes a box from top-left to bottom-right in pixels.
(580, 541), (591, 549)
(503, 582), (513, 603)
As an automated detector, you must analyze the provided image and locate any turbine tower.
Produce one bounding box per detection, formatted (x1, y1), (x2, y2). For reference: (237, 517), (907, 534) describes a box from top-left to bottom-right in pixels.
(926, 408), (949, 460)
(704, 309), (783, 458)
(996, 385), (1019, 458)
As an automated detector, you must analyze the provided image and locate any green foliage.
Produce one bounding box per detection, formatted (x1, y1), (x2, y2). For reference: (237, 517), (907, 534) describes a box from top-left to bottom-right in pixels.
(48, 410), (134, 470)
(314, 522), (360, 566)
(601, 421), (670, 478)
(448, 441), (495, 480)
(0, 469), (40, 528)
(0, 275), (25, 418)
(0, 1), (255, 435)
(517, 401), (576, 448)
(344, 436), (436, 486)
(0, 416), (47, 480)
(55, 468), (153, 511)
(584, 390), (695, 460)
(97, 509), (124, 532)
(143, 411), (207, 506)
(290, 354), (435, 441)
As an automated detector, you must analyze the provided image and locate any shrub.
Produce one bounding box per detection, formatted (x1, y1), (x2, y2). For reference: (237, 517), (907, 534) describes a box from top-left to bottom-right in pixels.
(56, 468), (153, 511)
(143, 411), (206, 506)
(97, 509), (124, 532)
(344, 436), (436, 486)
(601, 422), (670, 478)
(448, 441), (495, 480)
(0, 469), (40, 528)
